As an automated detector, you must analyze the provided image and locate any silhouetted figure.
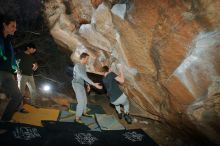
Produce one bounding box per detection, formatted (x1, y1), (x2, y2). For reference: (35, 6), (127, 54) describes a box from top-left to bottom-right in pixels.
(0, 15), (23, 121)
(16, 43), (38, 105)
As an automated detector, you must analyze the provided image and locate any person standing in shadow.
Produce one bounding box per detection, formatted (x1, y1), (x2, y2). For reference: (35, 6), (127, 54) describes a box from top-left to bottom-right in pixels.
(0, 15), (23, 121)
(16, 43), (38, 105)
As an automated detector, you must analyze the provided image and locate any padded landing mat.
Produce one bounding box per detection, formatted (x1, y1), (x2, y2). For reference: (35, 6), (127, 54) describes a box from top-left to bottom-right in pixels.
(45, 129), (158, 146)
(58, 111), (75, 122)
(58, 111), (101, 131)
(81, 116), (101, 131)
(45, 131), (105, 146)
(95, 114), (125, 130)
(41, 120), (90, 132)
(0, 122), (47, 146)
(69, 103), (105, 114)
(103, 129), (158, 146)
(12, 104), (60, 127)
(0, 122), (158, 146)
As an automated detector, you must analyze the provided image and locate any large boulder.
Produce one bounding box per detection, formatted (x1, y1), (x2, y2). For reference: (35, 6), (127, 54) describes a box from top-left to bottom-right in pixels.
(43, 0), (220, 144)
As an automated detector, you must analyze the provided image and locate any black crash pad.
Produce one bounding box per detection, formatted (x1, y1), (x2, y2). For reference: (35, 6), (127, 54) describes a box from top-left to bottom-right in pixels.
(0, 122), (47, 146)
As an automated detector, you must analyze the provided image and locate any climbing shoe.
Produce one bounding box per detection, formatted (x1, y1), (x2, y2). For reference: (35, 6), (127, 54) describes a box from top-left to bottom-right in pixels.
(68, 108), (76, 114)
(19, 108), (29, 114)
(117, 113), (123, 119)
(74, 119), (84, 125)
(124, 114), (132, 124)
(82, 113), (94, 118)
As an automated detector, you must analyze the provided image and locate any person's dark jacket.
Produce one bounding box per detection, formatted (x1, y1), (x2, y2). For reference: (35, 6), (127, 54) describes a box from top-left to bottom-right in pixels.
(0, 34), (17, 73)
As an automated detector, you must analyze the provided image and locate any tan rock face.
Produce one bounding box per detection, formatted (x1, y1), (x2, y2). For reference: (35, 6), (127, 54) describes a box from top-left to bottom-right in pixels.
(70, 0), (94, 24)
(91, 0), (103, 8)
(43, 0), (220, 144)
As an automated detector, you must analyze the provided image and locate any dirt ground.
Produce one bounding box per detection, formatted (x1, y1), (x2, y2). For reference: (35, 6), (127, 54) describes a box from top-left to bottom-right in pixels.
(0, 91), (209, 146)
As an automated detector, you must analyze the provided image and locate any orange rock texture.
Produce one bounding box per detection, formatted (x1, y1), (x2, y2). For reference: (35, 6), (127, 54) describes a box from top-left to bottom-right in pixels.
(43, 0), (220, 144)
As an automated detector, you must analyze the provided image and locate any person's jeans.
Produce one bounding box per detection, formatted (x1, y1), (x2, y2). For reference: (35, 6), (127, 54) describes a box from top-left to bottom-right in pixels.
(72, 83), (87, 119)
(17, 74), (37, 104)
(111, 93), (130, 114)
(0, 71), (23, 121)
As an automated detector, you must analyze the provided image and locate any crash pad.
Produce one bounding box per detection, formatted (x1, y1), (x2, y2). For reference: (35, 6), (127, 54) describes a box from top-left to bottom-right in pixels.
(95, 114), (125, 130)
(58, 110), (101, 131)
(69, 103), (106, 114)
(0, 122), (47, 146)
(12, 104), (59, 127)
(0, 122), (158, 146)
